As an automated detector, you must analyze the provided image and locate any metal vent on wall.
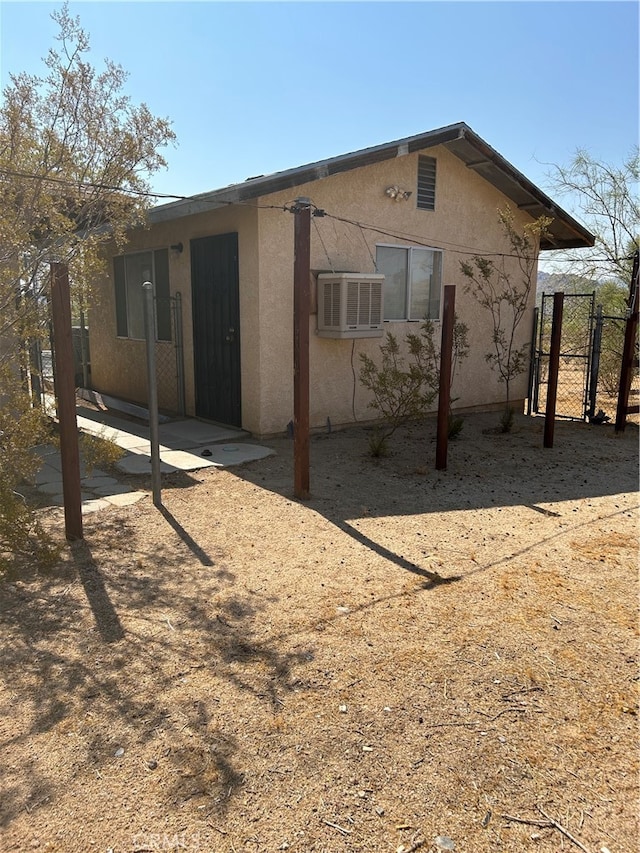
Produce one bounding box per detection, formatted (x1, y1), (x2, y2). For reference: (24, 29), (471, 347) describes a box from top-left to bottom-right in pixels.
(417, 155), (436, 210)
(317, 273), (385, 339)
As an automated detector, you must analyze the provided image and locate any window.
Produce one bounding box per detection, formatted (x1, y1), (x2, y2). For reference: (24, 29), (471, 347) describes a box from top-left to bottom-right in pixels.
(114, 248), (171, 340)
(417, 155), (436, 211)
(376, 245), (442, 321)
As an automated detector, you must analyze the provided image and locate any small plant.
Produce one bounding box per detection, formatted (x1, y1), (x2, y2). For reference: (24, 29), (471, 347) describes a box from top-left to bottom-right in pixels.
(359, 318), (469, 455)
(448, 413), (465, 440)
(460, 207), (551, 432)
(79, 429), (125, 476)
(367, 428), (389, 458)
(359, 331), (439, 454)
(499, 407), (515, 434)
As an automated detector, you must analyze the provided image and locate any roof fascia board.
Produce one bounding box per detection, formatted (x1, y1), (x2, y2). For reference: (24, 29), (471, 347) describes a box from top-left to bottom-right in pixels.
(455, 125), (594, 249)
(147, 122), (595, 250)
(149, 123), (468, 224)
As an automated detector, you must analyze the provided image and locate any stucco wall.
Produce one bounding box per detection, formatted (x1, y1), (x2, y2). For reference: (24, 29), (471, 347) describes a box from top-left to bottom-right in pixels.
(90, 142), (539, 436)
(253, 144), (538, 435)
(90, 205), (260, 424)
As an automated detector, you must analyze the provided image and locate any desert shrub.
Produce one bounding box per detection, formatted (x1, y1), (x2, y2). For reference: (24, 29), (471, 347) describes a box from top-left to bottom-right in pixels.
(0, 372), (59, 570)
(359, 319), (469, 454)
(359, 331), (438, 453)
(79, 429), (125, 476)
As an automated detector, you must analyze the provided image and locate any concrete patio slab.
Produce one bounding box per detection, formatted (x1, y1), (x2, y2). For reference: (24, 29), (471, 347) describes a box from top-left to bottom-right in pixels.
(104, 491), (148, 508)
(115, 454), (188, 476)
(33, 401), (276, 513)
(201, 443), (275, 467)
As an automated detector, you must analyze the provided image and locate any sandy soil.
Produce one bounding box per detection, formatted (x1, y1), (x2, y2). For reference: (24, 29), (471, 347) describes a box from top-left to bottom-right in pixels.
(0, 411), (638, 853)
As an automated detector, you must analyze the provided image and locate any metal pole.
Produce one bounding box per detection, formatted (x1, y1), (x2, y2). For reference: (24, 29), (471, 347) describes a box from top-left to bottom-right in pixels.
(174, 292), (186, 417)
(50, 262), (83, 541)
(615, 250), (639, 432)
(293, 199), (311, 499)
(79, 306), (89, 389)
(435, 285), (455, 470)
(29, 337), (43, 408)
(526, 306), (539, 416)
(544, 291), (564, 449)
(587, 304), (603, 421)
(143, 281), (162, 507)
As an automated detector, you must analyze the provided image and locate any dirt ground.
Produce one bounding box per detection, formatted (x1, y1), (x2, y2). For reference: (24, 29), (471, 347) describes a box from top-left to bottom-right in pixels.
(1, 411), (638, 853)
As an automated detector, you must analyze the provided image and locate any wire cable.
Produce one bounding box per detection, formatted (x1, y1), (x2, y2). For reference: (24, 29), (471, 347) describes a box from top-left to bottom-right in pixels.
(3, 164), (632, 266)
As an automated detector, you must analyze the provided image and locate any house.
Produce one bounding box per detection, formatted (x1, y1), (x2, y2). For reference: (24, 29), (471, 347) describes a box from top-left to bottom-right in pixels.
(89, 122), (594, 437)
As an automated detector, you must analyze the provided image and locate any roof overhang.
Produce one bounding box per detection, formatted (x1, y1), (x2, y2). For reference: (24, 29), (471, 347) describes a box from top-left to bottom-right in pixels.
(149, 122), (595, 251)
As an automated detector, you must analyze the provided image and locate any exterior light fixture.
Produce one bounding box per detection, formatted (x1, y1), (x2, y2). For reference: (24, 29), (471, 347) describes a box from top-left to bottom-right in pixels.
(170, 242), (184, 253)
(384, 186), (412, 202)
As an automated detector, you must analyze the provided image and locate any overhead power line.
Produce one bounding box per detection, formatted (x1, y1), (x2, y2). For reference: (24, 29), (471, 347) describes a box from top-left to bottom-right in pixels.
(2, 165), (629, 266)
(0, 167), (191, 200)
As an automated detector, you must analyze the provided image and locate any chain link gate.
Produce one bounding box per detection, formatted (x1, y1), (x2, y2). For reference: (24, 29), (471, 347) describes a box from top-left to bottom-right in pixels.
(154, 292), (186, 416)
(588, 307), (639, 423)
(531, 292), (596, 420)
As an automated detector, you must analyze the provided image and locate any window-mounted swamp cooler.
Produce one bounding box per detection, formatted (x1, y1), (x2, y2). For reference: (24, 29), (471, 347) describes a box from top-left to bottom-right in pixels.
(316, 273), (385, 339)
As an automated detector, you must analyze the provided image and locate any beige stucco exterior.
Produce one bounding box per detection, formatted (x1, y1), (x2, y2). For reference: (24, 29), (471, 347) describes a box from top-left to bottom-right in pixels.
(90, 143), (539, 437)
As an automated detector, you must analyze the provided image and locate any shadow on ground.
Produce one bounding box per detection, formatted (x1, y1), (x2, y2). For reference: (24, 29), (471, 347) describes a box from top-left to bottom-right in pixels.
(0, 508), (313, 830)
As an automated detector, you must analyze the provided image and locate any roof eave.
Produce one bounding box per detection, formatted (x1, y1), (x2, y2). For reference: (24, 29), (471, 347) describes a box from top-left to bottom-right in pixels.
(148, 122), (596, 251)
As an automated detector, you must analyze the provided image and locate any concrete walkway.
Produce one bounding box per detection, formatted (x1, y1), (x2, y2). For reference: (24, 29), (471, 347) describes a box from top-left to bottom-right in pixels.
(35, 404), (275, 513)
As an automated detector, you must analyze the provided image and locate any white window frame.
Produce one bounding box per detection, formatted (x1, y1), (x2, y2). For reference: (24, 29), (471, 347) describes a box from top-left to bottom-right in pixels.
(376, 243), (443, 322)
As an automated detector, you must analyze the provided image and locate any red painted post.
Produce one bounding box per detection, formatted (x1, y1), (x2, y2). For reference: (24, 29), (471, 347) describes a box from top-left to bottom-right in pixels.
(50, 261), (83, 540)
(436, 285), (455, 470)
(615, 250), (639, 432)
(293, 199), (311, 499)
(543, 291), (564, 449)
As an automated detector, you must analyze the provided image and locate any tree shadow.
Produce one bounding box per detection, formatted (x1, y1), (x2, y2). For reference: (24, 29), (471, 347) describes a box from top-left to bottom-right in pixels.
(0, 508), (314, 833)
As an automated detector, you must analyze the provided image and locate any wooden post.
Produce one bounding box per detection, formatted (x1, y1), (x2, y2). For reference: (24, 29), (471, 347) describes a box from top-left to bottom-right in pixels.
(615, 250), (639, 432)
(436, 285), (455, 470)
(293, 199), (311, 499)
(50, 261), (83, 541)
(544, 291), (564, 449)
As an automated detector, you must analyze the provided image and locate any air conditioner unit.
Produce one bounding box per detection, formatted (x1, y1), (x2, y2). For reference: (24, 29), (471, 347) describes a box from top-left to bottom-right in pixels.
(317, 273), (385, 339)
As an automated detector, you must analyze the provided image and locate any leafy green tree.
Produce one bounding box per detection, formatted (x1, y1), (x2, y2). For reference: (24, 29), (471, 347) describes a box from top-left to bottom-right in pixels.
(0, 3), (175, 565)
(460, 208), (551, 431)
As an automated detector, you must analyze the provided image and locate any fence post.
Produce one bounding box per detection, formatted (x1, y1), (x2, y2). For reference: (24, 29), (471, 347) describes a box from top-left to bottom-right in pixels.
(50, 261), (83, 541)
(293, 198), (311, 500)
(527, 306), (539, 416)
(79, 306), (89, 389)
(544, 291), (564, 448)
(615, 250), (639, 432)
(436, 285), (455, 470)
(586, 304), (603, 421)
(143, 281), (162, 507)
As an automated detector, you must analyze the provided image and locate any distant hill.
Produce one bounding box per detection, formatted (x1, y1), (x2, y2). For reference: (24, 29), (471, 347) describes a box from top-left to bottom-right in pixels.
(536, 271), (598, 296)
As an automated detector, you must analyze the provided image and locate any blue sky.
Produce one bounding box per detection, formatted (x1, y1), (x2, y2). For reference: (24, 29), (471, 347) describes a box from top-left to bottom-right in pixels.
(0, 0), (638, 211)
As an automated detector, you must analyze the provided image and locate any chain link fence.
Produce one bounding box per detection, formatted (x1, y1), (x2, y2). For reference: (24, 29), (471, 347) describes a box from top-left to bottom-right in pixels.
(155, 293), (185, 416)
(532, 292), (595, 419)
(588, 310), (639, 423)
(34, 292), (185, 417)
